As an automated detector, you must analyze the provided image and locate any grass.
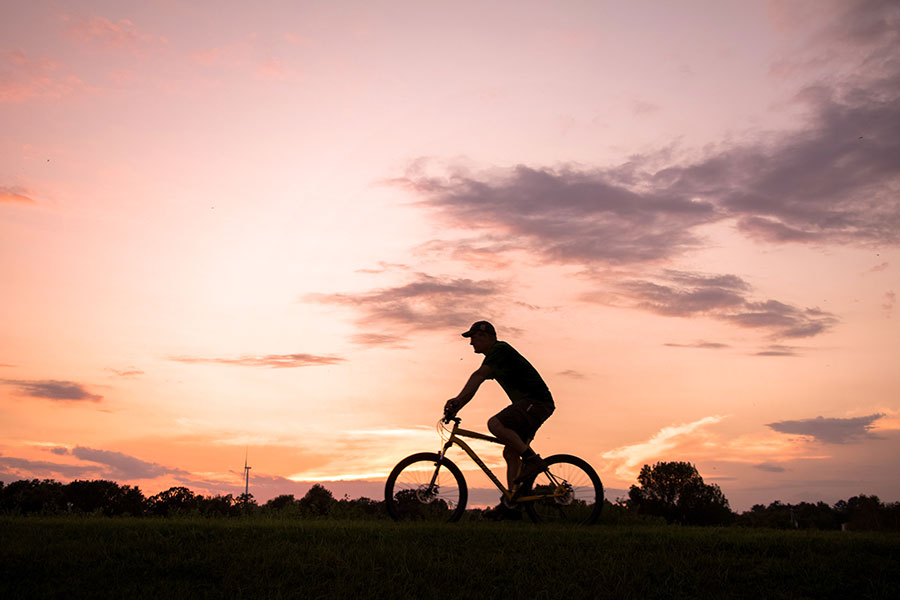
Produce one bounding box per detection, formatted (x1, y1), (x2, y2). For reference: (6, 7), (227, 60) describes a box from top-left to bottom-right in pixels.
(1, 516), (898, 599)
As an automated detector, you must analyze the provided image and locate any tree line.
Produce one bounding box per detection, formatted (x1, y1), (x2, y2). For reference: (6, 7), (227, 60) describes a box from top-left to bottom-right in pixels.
(2, 461), (898, 531)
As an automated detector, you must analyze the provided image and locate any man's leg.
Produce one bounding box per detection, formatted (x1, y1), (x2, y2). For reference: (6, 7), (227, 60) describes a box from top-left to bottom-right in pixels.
(488, 416), (528, 489)
(503, 445), (522, 491)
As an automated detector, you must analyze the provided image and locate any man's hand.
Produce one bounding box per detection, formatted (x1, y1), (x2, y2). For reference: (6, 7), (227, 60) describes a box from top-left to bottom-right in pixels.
(443, 398), (459, 419)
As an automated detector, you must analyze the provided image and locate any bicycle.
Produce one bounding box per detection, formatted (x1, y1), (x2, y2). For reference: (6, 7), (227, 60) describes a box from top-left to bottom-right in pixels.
(384, 416), (603, 524)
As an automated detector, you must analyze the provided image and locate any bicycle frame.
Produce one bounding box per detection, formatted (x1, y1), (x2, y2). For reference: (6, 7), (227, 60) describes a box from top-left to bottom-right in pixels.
(436, 418), (567, 505)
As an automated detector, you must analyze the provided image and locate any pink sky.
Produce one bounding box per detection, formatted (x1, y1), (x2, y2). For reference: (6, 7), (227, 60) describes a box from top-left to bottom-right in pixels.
(2, 0), (898, 511)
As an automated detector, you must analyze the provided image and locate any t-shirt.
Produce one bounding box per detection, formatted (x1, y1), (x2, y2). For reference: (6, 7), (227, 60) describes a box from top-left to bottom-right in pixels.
(481, 341), (553, 405)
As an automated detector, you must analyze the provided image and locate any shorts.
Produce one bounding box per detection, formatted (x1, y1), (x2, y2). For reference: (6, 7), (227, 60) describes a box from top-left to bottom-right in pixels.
(494, 399), (555, 443)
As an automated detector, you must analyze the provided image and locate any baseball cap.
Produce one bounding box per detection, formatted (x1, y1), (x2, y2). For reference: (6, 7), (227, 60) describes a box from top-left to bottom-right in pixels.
(461, 321), (496, 337)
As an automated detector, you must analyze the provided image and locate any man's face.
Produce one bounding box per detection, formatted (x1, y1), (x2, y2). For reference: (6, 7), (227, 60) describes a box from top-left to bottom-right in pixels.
(469, 331), (494, 354)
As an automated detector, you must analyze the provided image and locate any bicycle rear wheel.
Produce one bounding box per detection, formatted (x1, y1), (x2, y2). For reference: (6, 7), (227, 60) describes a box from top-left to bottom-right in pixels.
(384, 452), (468, 522)
(522, 454), (603, 525)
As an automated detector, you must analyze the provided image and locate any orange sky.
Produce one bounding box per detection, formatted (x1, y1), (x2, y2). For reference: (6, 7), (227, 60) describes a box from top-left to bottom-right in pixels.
(2, 0), (898, 511)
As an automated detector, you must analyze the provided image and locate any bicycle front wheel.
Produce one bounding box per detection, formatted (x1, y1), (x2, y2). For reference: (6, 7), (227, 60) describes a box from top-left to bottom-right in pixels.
(522, 454), (603, 525)
(384, 452), (468, 522)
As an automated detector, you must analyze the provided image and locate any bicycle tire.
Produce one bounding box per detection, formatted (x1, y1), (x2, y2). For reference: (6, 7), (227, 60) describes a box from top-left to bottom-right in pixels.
(384, 452), (468, 522)
(522, 454), (603, 525)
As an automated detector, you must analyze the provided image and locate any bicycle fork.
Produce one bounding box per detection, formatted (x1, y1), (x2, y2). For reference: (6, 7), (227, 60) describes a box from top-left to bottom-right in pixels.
(425, 438), (455, 491)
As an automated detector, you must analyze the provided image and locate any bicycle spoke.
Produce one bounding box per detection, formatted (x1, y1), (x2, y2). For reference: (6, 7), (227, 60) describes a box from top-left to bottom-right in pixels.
(523, 454), (603, 525)
(385, 453), (467, 522)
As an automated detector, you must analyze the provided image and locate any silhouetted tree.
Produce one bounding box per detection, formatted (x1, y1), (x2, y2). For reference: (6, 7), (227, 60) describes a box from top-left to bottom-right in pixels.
(0, 479), (66, 514)
(64, 480), (146, 516)
(391, 488), (451, 520)
(197, 494), (239, 517)
(334, 495), (385, 519)
(148, 486), (199, 516)
(628, 461), (734, 525)
(299, 484), (335, 516)
(264, 494), (299, 514)
(235, 492), (258, 514)
(737, 500), (836, 530)
(835, 494), (884, 531)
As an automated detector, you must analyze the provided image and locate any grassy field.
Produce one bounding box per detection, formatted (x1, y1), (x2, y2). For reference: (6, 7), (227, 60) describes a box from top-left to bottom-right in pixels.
(1, 517), (898, 599)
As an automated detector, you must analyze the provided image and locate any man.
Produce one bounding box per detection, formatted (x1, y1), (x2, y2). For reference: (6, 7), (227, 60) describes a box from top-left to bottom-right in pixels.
(444, 320), (555, 519)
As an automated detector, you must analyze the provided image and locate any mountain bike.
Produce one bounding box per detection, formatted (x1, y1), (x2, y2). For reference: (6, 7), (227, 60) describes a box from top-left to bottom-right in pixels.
(384, 416), (603, 524)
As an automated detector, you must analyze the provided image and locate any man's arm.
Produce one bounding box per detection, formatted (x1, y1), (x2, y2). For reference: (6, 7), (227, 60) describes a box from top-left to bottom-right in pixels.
(445, 364), (492, 415)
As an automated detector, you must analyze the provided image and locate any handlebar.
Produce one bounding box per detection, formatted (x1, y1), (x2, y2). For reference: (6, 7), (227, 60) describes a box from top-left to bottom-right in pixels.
(441, 413), (461, 425)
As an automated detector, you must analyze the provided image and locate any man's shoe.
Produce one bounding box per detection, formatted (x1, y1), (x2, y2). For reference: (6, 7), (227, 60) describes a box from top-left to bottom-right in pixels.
(514, 454), (547, 484)
(483, 502), (522, 521)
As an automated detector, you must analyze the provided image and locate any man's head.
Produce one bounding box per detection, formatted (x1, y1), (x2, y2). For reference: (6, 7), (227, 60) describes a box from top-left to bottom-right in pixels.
(461, 321), (496, 354)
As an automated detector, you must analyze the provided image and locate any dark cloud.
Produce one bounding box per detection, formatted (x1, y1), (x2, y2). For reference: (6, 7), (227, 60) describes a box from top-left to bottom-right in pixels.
(664, 341), (731, 350)
(397, 163), (720, 266)
(663, 0), (900, 248)
(386, 3), (898, 346)
(0, 379), (102, 402)
(0, 447), (189, 483)
(305, 273), (501, 345)
(0, 455), (98, 479)
(725, 303), (838, 339)
(616, 271), (749, 316)
(607, 271), (838, 340)
(753, 462), (786, 473)
(69, 446), (174, 480)
(767, 413), (886, 444)
(169, 353), (344, 368)
(684, 86), (900, 247)
(557, 369), (587, 379)
(755, 345), (801, 357)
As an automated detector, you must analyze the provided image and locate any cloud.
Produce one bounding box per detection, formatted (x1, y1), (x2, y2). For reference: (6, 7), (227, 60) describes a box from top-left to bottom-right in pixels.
(106, 367), (145, 378)
(0, 446), (186, 483)
(557, 369), (587, 379)
(66, 16), (166, 54)
(354, 261), (411, 275)
(0, 49), (84, 103)
(755, 345), (800, 357)
(395, 163), (720, 267)
(766, 413), (886, 444)
(605, 270), (838, 340)
(69, 446), (174, 480)
(393, 2), (899, 265)
(348, 333), (409, 348)
(0, 379), (102, 402)
(664, 341), (731, 350)
(169, 353), (344, 368)
(305, 273), (501, 345)
(753, 462), (787, 473)
(602, 415), (728, 479)
(0, 455), (97, 479)
(0, 185), (36, 204)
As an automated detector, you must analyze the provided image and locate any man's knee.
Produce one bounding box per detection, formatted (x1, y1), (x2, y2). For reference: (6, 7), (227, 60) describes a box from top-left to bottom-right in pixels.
(487, 416), (502, 434)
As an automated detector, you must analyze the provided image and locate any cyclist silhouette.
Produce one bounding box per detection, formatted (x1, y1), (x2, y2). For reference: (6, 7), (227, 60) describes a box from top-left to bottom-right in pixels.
(444, 321), (555, 519)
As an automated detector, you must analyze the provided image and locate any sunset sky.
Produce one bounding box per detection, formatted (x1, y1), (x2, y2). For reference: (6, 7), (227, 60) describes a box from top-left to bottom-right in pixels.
(2, 0), (898, 511)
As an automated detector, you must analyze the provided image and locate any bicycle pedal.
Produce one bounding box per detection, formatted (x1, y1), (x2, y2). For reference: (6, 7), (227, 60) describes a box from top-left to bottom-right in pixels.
(501, 497), (519, 509)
